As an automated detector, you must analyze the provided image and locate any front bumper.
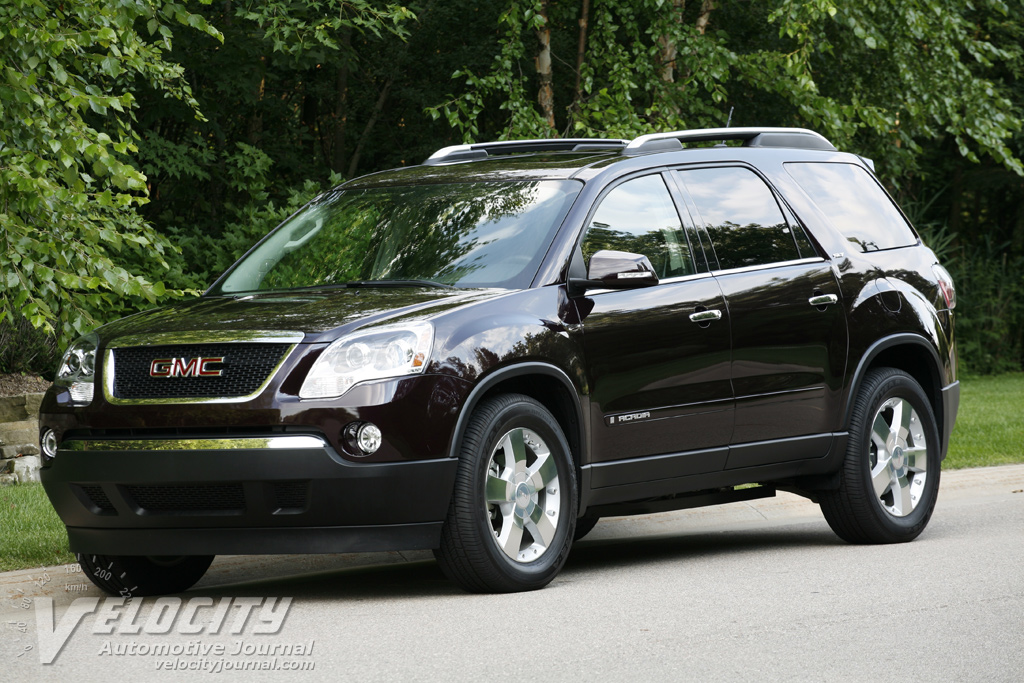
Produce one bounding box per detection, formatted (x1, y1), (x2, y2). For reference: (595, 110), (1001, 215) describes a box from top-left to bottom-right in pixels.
(40, 436), (458, 555)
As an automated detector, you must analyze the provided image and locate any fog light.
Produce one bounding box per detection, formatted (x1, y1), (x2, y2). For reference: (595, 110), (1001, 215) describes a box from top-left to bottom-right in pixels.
(41, 428), (58, 462)
(357, 423), (382, 454)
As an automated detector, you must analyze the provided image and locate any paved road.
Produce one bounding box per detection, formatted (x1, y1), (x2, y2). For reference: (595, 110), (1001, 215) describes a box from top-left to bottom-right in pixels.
(3, 465), (1022, 681)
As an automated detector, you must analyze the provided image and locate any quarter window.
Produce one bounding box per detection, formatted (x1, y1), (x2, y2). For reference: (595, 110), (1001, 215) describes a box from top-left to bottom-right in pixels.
(581, 174), (693, 279)
(677, 167), (800, 270)
(785, 162), (917, 252)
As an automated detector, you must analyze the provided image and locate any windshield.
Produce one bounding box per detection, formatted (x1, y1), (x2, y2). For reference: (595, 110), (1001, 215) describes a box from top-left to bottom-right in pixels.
(211, 180), (582, 294)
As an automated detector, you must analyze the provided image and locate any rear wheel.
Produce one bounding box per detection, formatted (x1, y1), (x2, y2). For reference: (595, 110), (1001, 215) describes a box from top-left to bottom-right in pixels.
(820, 368), (940, 544)
(435, 393), (577, 592)
(78, 554), (214, 597)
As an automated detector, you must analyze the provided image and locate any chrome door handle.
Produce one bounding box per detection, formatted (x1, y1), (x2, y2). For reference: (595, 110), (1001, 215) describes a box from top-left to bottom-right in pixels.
(689, 309), (723, 323)
(808, 294), (838, 307)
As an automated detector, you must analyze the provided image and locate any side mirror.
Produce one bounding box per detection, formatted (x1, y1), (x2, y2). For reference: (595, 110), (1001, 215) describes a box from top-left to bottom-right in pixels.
(570, 250), (659, 293)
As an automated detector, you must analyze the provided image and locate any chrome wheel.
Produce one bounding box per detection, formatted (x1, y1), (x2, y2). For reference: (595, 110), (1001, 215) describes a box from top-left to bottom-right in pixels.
(869, 397), (928, 517)
(485, 427), (561, 563)
(435, 393), (577, 592)
(820, 368), (940, 545)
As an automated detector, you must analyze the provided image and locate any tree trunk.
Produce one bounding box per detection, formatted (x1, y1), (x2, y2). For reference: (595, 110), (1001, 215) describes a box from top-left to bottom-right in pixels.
(573, 0), (590, 103)
(536, 0), (556, 131)
(347, 77), (394, 179)
(300, 70), (319, 162)
(658, 0), (685, 83)
(332, 29), (351, 173)
(247, 58), (265, 146)
(696, 0), (715, 35)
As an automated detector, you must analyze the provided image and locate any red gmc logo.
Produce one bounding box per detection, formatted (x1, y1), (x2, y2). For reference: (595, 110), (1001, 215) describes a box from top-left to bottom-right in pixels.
(149, 357), (225, 378)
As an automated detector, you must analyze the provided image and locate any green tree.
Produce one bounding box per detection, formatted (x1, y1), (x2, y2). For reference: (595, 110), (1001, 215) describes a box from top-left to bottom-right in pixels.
(0, 0), (221, 348)
(430, 0), (1022, 181)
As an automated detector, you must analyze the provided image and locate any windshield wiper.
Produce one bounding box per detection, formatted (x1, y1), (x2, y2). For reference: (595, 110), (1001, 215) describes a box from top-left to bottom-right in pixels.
(344, 279), (453, 289)
(285, 280), (453, 291)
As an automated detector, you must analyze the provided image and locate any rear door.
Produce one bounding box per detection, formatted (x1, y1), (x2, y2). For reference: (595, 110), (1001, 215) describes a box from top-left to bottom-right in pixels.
(672, 166), (848, 469)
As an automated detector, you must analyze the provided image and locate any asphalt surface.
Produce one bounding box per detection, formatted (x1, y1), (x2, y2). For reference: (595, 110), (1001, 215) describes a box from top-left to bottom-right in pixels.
(3, 464), (1022, 681)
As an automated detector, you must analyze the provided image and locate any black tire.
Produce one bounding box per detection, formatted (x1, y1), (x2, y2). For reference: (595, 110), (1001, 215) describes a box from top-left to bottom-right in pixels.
(78, 554), (215, 597)
(573, 511), (601, 542)
(434, 393), (577, 593)
(820, 368), (941, 544)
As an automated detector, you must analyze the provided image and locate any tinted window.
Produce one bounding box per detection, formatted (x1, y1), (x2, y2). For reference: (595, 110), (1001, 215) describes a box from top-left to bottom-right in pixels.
(785, 162), (917, 252)
(678, 167), (800, 270)
(581, 174), (693, 278)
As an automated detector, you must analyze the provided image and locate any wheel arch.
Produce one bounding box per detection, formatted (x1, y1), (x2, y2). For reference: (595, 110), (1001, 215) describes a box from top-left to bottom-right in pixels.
(845, 334), (948, 458)
(447, 363), (588, 478)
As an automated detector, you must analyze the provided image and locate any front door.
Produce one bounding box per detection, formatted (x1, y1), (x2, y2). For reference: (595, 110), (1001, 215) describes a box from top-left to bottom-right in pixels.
(575, 173), (735, 481)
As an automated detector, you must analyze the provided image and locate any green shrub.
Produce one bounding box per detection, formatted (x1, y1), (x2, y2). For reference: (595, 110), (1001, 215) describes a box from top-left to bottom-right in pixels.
(0, 313), (58, 377)
(950, 239), (1024, 375)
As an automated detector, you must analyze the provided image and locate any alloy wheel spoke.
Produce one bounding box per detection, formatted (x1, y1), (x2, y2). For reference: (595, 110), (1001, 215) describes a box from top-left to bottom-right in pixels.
(496, 515), (524, 559)
(904, 445), (928, 472)
(888, 399), (905, 442)
(526, 505), (557, 548)
(486, 473), (512, 504)
(527, 451), (558, 491)
(898, 399), (914, 440)
(871, 412), (891, 451)
(871, 459), (894, 499)
(891, 473), (914, 516)
(508, 429), (528, 475)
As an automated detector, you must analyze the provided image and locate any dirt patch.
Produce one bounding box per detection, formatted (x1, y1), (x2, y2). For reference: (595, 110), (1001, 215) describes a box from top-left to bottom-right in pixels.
(0, 374), (52, 397)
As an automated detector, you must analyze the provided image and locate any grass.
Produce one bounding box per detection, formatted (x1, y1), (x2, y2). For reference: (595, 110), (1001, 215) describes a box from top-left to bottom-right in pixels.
(945, 373), (1024, 469)
(0, 483), (76, 572)
(0, 374), (1019, 573)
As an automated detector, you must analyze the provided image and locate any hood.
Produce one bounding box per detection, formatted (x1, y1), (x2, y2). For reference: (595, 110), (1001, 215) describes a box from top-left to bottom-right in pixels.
(97, 288), (508, 345)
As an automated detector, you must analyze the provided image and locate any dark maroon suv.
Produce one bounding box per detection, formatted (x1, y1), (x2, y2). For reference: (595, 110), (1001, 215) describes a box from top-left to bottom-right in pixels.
(39, 127), (959, 594)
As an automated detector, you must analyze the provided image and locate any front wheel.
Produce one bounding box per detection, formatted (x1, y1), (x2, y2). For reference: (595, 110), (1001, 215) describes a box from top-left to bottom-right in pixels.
(434, 393), (577, 593)
(820, 368), (941, 544)
(78, 554), (214, 596)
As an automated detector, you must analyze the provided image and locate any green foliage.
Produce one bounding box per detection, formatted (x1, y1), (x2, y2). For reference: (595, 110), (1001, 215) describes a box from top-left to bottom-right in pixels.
(0, 0), (221, 349)
(164, 156), (344, 290)
(950, 240), (1024, 375)
(762, 0), (1023, 181)
(0, 312), (58, 375)
(239, 0), (415, 58)
(3, 0), (1022, 378)
(431, 0), (1023, 182)
(428, 1), (555, 141)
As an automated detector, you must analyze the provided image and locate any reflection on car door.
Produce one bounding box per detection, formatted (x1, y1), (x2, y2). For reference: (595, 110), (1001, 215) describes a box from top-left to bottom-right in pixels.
(577, 173), (735, 484)
(674, 166), (848, 469)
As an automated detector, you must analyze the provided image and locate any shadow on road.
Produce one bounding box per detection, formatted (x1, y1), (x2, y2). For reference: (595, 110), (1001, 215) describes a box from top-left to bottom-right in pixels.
(183, 523), (844, 600)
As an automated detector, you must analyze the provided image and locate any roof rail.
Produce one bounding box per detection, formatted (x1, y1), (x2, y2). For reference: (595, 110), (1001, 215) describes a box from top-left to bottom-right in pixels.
(421, 128), (835, 165)
(623, 127), (835, 155)
(423, 138), (629, 165)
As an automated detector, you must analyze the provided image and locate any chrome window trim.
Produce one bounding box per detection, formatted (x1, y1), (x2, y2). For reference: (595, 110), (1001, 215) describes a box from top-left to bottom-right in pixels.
(60, 436), (327, 452)
(102, 343), (298, 405)
(710, 257), (825, 277)
(586, 271), (713, 296)
(106, 330), (305, 348)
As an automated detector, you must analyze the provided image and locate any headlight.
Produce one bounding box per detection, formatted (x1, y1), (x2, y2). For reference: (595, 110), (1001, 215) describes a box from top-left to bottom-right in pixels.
(55, 332), (99, 405)
(300, 322), (434, 399)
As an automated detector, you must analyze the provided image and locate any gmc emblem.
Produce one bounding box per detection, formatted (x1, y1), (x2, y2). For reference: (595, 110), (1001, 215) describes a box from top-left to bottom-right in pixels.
(149, 357), (225, 378)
